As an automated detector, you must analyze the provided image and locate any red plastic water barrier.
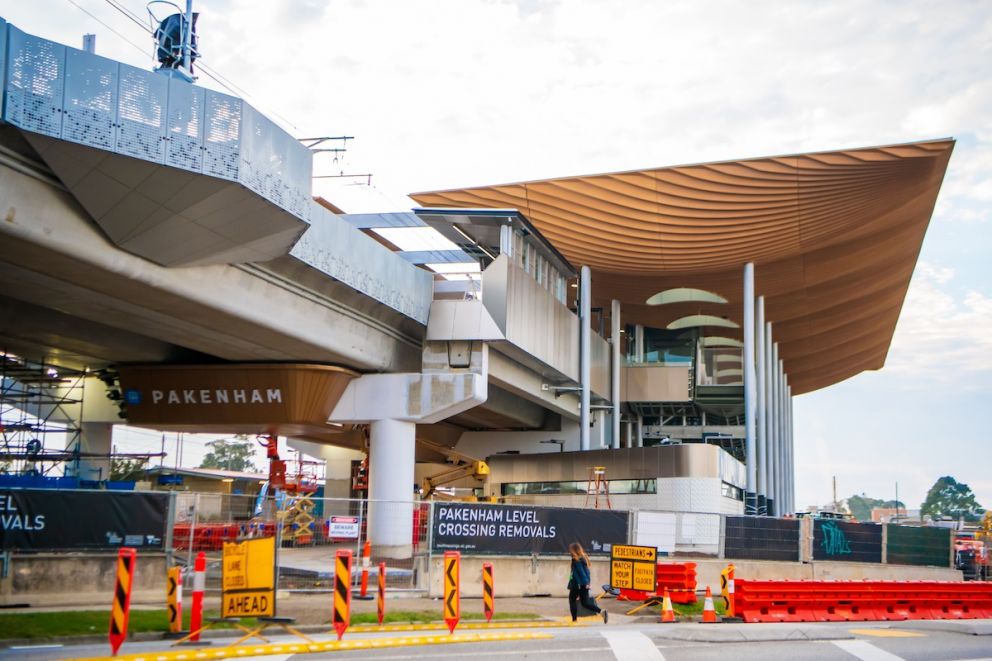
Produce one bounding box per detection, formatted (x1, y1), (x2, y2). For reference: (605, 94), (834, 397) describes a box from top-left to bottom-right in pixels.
(734, 579), (992, 623)
(617, 562), (698, 604)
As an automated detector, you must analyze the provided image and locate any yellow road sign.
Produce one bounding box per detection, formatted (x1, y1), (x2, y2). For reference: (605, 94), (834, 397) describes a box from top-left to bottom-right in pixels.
(610, 544), (656, 592)
(222, 536), (275, 618)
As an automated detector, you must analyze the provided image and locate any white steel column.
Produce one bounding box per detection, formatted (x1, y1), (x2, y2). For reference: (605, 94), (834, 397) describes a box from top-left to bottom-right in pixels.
(743, 263), (757, 514)
(635, 415), (643, 448)
(624, 421), (632, 448)
(634, 325), (645, 363)
(756, 296), (767, 515)
(787, 384), (794, 513)
(776, 354), (789, 515)
(579, 265), (591, 451)
(611, 298), (621, 450)
(368, 418), (416, 558)
(771, 342), (780, 515)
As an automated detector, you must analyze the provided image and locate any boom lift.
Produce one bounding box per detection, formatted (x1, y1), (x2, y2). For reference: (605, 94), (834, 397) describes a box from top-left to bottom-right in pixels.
(418, 438), (490, 500)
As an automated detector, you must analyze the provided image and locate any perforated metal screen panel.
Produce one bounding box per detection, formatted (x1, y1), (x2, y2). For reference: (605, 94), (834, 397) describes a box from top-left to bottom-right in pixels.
(2, 23), (311, 214)
(724, 516), (800, 561)
(4, 26), (65, 137)
(887, 525), (951, 567)
(203, 89), (241, 180)
(117, 63), (168, 161)
(165, 77), (204, 171)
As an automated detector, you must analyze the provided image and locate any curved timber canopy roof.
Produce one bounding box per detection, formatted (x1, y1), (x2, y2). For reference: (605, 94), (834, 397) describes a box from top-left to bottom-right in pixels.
(411, 139), (954, 395)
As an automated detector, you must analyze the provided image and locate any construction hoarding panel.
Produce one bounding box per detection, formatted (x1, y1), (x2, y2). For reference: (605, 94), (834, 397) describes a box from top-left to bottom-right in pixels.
(724, 516), (800, 561)
(812, 519), (882, 563)
(431, 502), (628, 555)
(887, 525), (952, 567)
(0, 489), (168, 550)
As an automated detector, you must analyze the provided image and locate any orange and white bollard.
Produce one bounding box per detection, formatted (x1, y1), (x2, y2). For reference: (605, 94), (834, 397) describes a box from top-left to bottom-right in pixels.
(189, 552), (206, 642)
(702, 586), (717, 623)
(377, 561), (386, 625)
(359, 540), (372, 598)
(660, 588), (675, 623)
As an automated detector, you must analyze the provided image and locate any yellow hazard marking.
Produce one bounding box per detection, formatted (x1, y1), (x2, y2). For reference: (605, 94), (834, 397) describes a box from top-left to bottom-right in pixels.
(348, 620), (578, 632)
(69, 631), (555, 660)
(848, 628), (926, 638)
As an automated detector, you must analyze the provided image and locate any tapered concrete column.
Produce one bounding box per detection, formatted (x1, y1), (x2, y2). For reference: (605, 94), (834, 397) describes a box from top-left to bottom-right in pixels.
(611, 298), (621, 450)
(634, 325), (645, 363)
(755, 297), (767, 514)
(68, 422), (113, 481)
(743, 263), (757, 514)
(764, 322), (774, 516)
(624, 420), (632, 448)
(579, 266), (591, 451)
(368, 418), (416, 558)
(635, 414), (643, 448)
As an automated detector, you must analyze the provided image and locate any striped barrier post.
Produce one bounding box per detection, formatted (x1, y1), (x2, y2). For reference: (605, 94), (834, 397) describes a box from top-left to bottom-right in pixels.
(333, 549), (353, 640)
(108, 547), (137, 656)
(443, 551), (460, 634)
(189, 552), (206, 642)
(377, 561), (386, 625)
(166, 565), (183, 634)
(358, 540), (372, 599)
(482, 562), (494, 623)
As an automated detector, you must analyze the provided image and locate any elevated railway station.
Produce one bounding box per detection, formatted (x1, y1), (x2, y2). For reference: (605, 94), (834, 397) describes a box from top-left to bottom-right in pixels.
(0, 15), (952, 560)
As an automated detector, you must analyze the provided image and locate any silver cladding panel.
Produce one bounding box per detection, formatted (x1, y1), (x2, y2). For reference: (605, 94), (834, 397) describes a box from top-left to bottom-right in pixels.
(1, 23), (311, 218)
(290, 201), (435, 324)
(486, 443), (743, 486)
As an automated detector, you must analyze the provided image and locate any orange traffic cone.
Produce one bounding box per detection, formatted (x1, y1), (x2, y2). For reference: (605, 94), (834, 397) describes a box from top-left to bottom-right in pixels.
(660, 588), (675, 623)
(702, 586), (717, 623)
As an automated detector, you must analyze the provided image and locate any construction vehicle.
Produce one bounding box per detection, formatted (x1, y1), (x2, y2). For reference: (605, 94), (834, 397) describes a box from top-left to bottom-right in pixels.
(418, 438), (490, 500)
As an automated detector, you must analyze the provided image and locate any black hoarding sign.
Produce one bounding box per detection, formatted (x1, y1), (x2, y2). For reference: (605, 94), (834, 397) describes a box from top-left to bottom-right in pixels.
(1, 489), (169, 551)
(724, 516), (799, 561)
(812, 519), (882, 563)
(887, 525), (951, 567)
(431, 502), (628, 555)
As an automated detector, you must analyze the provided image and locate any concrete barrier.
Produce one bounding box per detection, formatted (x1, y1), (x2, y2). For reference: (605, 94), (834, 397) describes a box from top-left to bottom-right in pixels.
(418, 555), (961, 598)
(0, 552), (167, 607)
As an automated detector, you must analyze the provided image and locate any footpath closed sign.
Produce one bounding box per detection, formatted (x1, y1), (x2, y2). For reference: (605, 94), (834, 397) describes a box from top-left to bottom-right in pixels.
(222, 536), (275, 617)
(610, 544), (657, 591)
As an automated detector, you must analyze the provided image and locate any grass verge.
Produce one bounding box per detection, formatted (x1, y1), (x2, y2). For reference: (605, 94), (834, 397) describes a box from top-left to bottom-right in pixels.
(0, 609), (540, 639)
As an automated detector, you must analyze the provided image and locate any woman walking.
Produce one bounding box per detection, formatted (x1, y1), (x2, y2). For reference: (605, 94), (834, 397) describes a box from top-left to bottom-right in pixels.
(567, 542), (608, 623)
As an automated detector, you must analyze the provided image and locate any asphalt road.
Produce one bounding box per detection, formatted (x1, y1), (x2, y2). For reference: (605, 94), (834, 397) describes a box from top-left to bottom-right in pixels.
(4, 620), (992, 661)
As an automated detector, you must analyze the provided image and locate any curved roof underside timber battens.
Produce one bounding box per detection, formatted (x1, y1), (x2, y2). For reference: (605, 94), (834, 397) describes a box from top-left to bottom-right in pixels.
(411, 139), (955, 395)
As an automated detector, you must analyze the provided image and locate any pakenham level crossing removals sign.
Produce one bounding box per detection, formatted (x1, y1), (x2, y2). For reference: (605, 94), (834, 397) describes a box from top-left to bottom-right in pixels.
(431, 502), (628, 555)
(222, 536), (275, 617)
(610, 544), (657, 592)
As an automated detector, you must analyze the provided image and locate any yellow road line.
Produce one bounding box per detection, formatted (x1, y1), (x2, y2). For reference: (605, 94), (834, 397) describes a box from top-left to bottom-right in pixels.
(849, 628), (926, 638)
(348, 620), (585, 632)
(70, 631), (555, 661)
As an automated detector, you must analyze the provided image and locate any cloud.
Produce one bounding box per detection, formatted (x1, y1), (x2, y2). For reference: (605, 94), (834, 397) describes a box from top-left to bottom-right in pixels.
(885, 262), (992, 381)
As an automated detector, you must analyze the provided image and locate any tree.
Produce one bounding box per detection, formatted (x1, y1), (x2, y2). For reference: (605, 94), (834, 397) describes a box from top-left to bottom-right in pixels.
(200, 438), (258, 472)
(846, 494), (904, 522)
(110, 457), (148, 481)
(921, 476), (985, 522)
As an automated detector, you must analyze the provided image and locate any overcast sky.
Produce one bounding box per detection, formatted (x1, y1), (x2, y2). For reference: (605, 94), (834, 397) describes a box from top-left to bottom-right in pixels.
(5, 0), (991, 511)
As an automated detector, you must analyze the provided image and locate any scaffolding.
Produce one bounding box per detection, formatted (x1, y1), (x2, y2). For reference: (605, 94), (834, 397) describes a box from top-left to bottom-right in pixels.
(0, 351), (85, 476)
